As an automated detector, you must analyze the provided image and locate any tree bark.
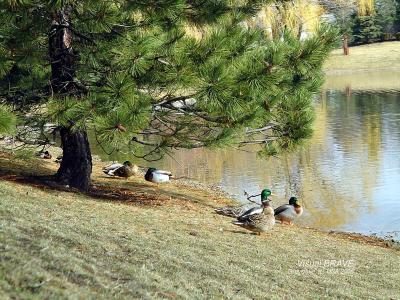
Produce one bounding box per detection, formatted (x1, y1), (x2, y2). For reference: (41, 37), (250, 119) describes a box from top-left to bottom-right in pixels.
(49, 6), (77, 95)
(49, 6), (92, 191)
(56, 128), (92, 191)
(342, 35), (349, 55)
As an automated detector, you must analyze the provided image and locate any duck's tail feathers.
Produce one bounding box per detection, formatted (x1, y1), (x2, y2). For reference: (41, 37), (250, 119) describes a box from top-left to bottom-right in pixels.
(215, 210), (238, 218)
(214, 208), (227, 214)
(232, 221), (244, 226)
(103, 170), (115, 176)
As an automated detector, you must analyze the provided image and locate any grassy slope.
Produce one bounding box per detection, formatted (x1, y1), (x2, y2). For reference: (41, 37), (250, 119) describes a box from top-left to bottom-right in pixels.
(324, 41), (400, 74)
(0, 156), (399, 299)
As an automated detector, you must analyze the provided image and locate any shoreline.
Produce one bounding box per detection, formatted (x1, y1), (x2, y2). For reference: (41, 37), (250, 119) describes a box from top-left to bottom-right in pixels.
(323, 69), (400, 91)
(172, 177), (400, 249)
(1, 145), (399, 248)
(324, 66), (400, 76)
(1, 151), (400, 298)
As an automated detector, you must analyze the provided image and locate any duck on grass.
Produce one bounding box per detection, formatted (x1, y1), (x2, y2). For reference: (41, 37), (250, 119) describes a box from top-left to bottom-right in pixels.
(274, 197), (303, 225)
(103, 161), (139, 178)
(145, 167), (173, 184)
(215, 188), (304, 236)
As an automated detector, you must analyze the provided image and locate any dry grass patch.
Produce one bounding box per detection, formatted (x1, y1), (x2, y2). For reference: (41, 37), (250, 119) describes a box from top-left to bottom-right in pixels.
(324, 41), (400, 74)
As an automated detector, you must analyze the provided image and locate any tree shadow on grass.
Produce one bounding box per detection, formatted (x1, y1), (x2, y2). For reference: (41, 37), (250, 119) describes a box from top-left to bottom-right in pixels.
(0, 152), (169, 206)
(0, 152), (222, 209)
(0, 172), (170, 206)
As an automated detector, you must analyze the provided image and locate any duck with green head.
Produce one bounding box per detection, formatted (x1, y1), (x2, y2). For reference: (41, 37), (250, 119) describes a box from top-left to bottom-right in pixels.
(233, 196), (275, 235)
(215, 188), (274, 218)
(274, 196), (303, 225)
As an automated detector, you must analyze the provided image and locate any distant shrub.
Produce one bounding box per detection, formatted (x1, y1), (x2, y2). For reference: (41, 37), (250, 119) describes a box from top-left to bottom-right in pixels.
(396, 32), (400, 40)
(383, 33), (394, 40)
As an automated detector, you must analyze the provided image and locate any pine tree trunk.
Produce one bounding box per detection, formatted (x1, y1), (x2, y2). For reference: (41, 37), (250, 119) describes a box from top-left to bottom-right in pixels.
(49, 6), (92, 191)
(56, 128), (92, 191)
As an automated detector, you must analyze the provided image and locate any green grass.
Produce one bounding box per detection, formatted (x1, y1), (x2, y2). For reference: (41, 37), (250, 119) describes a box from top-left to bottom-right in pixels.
(324, 41), (400, 74)
(0, 156), (400, 299)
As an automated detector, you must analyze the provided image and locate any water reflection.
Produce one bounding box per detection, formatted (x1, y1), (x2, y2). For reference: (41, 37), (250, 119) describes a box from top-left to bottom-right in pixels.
(94, 75), (400, 239)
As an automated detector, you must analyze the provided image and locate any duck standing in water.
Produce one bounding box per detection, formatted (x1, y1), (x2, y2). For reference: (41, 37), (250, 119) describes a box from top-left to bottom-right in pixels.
(274, 196), (303, 225)
(144, 167), (172, 184)
(233, 198), (275, 235)
(215, 188), (274, 218)
(103, 161), (138, 178)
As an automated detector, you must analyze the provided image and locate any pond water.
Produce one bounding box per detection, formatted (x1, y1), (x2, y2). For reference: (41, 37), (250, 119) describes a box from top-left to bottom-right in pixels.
(95, 71), (400, 240)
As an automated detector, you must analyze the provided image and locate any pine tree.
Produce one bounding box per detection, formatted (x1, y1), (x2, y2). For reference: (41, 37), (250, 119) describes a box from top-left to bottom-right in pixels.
(396, 0), (400, 32)
(375, 0), (399, 37)
(352, 14), (383, 44)
(0, 1), (337, 191)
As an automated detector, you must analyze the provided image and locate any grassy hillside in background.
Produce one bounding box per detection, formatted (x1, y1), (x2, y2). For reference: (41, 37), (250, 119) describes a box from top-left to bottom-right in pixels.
(0, 154), (399, 299)
(324, 41), (400, 74)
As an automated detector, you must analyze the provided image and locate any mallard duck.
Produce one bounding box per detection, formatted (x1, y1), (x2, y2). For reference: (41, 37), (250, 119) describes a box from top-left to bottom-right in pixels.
(103, 161), (138, 178)
(215, 188), (274, 218)
(144, 167), (172, 183)
(274, 196), (303, 225)
(37, 150), (52, 159)
(233, 199), (275, 235)
(215, 203), (258, 218)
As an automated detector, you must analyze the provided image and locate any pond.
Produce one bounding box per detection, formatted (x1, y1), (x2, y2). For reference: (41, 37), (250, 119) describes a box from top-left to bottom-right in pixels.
(95, 71), (400, 240)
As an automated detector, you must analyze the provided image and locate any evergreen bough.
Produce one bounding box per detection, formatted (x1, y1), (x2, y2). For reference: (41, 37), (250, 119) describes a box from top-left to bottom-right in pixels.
(0, 0), (337, 190)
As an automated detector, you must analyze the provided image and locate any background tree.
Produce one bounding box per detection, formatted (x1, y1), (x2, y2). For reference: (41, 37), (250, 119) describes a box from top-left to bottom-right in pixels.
(375, 0), (399, 37)
(351, 0), (398, 44)
(396, 0), (400, 33)
(352, 13), (383, 44)
(318, 0), (357, 36)
(256, 0), (325, 39)
(0, 0), (337, 191)
(320, 0), (400, 44)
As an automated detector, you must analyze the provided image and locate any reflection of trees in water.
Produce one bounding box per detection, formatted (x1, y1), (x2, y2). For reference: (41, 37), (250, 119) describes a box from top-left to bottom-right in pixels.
(280, 97), (357, 228)
(267, 91), (398, 228)
(308, 91), (382, 222)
